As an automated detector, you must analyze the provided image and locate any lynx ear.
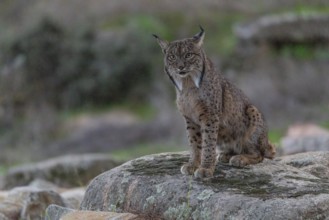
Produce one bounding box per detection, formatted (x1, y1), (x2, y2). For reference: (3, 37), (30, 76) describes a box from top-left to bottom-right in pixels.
(193, 26), (205, 48)
(153, 34), (169, 54)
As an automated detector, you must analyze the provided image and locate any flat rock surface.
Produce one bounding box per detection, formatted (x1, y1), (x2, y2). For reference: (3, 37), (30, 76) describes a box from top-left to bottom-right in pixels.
(81, 151), (329, 220)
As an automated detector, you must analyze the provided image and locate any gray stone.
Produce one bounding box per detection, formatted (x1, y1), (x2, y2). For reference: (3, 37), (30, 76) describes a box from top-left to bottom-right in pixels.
(45, 204), (140, 220)
(235, 13), (329, 43)
(0, 154), (123, 190)
(281, 136), (329, 155)
(0, 186), (64, 220)
(60, 187), (85, 209)
(81, 152), (329, 220)
(278, 151), (329, 180)
(45, 204), (74, 220)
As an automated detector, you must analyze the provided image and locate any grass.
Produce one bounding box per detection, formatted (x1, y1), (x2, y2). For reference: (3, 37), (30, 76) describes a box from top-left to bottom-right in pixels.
(268, 129), (284, 144)
(111, 143), (186, 161)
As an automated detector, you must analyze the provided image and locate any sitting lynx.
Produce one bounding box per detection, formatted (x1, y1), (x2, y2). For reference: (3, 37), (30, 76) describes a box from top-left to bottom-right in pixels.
(153, 27), (275, 179)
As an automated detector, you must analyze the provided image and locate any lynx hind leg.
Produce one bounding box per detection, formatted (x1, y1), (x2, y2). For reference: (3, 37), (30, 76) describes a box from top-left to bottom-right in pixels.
(181, 118), (202, 175)
(228, 105), (266, 167)
(246, 105), (276, 160)
(218, 151), (234, 163)
(229, 153), (263, 167)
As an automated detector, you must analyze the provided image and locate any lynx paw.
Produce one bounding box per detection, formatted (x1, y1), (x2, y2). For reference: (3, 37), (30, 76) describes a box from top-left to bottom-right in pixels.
(194, 168), (214, 179)
(181, 163), (198, 175)
(229, 155), (248, 167)
(218, 153), (232, 163)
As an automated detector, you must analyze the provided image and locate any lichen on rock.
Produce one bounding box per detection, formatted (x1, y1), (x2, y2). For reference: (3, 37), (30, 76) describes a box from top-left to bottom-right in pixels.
(81, 151), (329, 219)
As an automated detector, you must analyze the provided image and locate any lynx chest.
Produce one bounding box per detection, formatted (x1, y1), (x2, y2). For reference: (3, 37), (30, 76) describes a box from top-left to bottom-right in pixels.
(176, 89), (208, 125)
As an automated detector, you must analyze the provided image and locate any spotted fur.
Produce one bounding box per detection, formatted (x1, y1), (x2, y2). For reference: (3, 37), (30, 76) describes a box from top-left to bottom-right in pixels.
(154, 27), (275, 179)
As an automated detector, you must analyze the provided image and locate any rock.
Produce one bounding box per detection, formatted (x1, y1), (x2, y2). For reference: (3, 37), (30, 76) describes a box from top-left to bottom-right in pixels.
(0, 191), (8, 203)
(278, 151), (329, 180)
(46, 204), (140, 220)
(0, 186), (64, 220)
(0, 154), (123, 190)
(281, 124), (329, 155)
(81, 152), (329, 220)
(284, 124), (329, 138)
(235, 13), (329, 43)
(28, 179), (60, 191)
(60, 187), (85, 209)
(45, 204), (74, 220)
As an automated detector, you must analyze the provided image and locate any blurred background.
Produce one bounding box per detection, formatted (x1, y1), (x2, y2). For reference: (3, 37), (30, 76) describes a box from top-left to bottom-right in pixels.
(0, 0), (329, 169)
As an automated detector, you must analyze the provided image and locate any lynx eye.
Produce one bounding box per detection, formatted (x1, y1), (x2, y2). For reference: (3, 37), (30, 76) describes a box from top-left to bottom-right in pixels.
(185, 53), (193, 58)
(168, 55), (176, 60)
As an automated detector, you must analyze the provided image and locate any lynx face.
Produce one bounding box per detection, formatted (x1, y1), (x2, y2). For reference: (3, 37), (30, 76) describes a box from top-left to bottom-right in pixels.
(154, 27), (206, 91)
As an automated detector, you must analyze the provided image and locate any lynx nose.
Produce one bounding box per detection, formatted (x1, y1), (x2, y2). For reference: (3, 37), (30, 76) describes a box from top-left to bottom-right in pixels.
(178, 66), (185, 71)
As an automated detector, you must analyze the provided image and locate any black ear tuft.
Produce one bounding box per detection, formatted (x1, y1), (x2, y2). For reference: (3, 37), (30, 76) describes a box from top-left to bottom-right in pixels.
(199, 25), (204, 33)
(152, 34), (159, 39)
(194, 26), (205, 40)
(193, 26), (205, 47)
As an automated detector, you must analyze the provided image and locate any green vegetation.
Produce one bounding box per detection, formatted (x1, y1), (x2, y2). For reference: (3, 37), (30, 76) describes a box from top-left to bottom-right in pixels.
(268, 129), (284, 144)
(320, 122), (329, 130)
(289, 5), (329, 15)
(111, 143), (186, 161)
(0, 165), (8, 176)
(279, 44), (329, 60)
(101, 12), (243, 57)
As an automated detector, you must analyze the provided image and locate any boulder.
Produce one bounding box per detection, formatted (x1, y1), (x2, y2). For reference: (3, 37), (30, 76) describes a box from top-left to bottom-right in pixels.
(60, 187), (86, 209)
(46, 204), (140, 220)
(281, 124), (329, 155)
(0, 154), (123, 190)
(0, 186), (64, 220)
(81, 152), (329, 220)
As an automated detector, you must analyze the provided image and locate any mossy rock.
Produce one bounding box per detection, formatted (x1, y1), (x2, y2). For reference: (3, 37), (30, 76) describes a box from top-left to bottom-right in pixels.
(81, 151), (329, 219)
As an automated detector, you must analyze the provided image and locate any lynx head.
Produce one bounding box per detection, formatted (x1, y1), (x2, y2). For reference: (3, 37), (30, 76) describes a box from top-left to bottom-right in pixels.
(153, 27), (206, 91)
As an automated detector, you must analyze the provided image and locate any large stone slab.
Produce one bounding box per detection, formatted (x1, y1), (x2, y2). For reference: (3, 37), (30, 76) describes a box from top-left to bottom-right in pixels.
(81, 151), (329, 220)
(46, 204), (140, 220)
(281, 124), (329, 155)
(0, 154), (123, 190)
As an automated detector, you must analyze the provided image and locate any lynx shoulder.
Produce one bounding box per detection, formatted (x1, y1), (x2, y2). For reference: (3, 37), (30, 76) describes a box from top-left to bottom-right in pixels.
(154, 27), (275, 179)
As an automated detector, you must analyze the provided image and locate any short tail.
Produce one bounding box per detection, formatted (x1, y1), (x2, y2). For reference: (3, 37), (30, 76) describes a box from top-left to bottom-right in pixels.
(264, 142), (276, 159)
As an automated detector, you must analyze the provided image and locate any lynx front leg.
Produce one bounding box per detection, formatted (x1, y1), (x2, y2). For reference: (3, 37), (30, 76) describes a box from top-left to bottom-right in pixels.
(194, 116), (219, 179)
(181, 118), (202, 175)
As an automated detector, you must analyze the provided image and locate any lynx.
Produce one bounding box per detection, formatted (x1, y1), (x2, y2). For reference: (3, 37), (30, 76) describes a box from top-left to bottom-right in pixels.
(153, 27), (275, 179)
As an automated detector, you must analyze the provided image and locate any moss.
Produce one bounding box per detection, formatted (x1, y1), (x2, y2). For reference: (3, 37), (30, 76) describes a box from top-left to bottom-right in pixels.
(286, 159), (315, 168)
(127, 153), (329, 200)
(155, 183), (166, 197)
(163, 202), (192, 220)
(126, 153), (188, 176)
(197, 189), (214, 201)
(192, 207), (212, 220)
(143, 196), (156, 210)
(121, 171), (131, 184)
